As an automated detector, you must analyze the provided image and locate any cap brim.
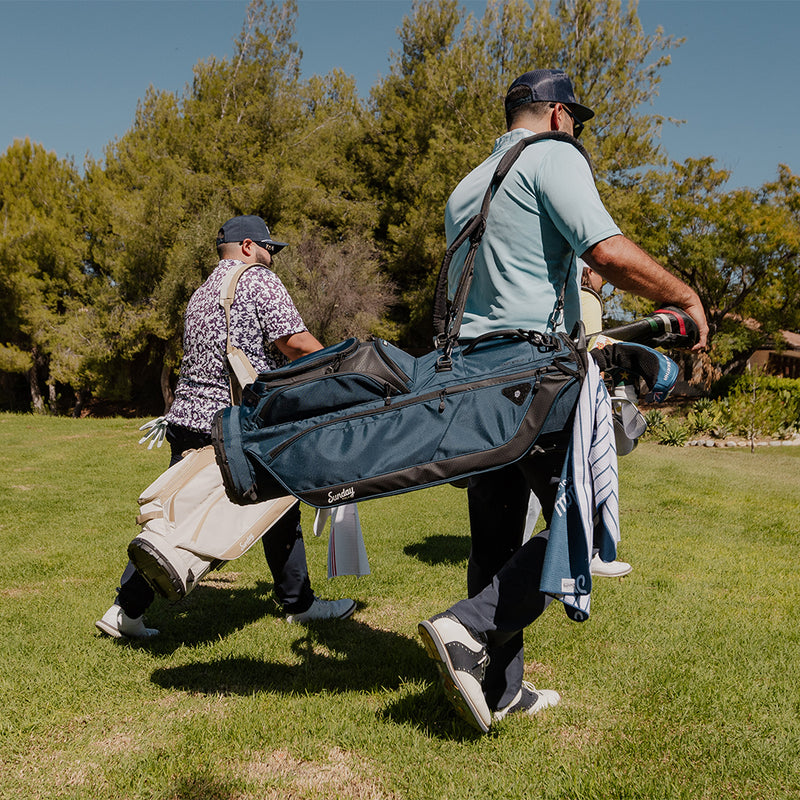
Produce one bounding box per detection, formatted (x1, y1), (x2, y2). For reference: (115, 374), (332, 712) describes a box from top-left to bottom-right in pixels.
(267, 241), (288, 253)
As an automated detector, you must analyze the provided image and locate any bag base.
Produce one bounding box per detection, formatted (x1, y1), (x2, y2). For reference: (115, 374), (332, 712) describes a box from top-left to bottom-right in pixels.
(128, 531), (221, 603)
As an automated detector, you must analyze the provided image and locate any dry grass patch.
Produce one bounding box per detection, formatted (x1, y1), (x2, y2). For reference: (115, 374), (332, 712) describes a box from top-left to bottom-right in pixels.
(241, 746), (399, 799)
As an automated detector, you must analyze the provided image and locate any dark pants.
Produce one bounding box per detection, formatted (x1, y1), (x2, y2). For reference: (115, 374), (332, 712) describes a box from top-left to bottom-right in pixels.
(449, 447), (566, 711)
(116, 423), (314, 618)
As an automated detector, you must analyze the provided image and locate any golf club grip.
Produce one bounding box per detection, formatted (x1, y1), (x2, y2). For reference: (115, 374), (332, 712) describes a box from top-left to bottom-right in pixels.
(602, 307), (699, 347)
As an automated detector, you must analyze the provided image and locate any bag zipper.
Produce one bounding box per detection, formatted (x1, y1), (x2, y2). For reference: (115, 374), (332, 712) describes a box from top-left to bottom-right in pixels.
(255, 338), (360, 385)
(253, 370), (391, 426)
(266, 362), (572, 460)
(372, 337), (412, 384)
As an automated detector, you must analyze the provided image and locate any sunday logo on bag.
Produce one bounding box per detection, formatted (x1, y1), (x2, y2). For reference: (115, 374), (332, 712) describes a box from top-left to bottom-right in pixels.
(328, 486), (356, 504)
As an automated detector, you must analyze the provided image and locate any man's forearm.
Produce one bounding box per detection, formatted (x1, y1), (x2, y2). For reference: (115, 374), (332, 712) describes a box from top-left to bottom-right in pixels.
(275, 330), (323, 360)
(582, 234), (708, 348)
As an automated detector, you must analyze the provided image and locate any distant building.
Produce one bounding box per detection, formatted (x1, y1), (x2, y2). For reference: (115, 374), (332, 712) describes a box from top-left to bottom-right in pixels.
(747, 330), (800, 379)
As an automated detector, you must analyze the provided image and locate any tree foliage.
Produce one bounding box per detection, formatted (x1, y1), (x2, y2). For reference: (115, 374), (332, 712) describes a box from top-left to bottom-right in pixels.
(361, 0), (680, 344)
(0, 139), (86, 411)
(626, 157), (800, 370)
(0, 0), (797, 413)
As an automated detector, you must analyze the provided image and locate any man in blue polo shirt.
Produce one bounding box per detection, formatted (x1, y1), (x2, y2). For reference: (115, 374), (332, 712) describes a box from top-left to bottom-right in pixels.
(418, 69), (708, 732)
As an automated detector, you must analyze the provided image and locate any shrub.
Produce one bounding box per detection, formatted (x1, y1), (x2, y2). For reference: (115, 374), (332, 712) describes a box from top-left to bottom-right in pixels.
(723, 373), (800, 439)
(657, 417), (690, 447)
(643, 408), (666, 437)
(686, 405), (720, 435)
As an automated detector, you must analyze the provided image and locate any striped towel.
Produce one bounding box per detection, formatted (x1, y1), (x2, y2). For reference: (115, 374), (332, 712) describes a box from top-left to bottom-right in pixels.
(539, 358), (619, 621)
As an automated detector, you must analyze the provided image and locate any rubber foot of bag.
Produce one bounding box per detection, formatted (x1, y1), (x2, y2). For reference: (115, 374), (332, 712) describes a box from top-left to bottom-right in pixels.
(128, 536), (187, 603)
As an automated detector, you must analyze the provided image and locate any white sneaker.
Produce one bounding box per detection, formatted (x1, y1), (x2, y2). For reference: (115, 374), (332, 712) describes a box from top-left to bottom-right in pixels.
(95, 604), (159, 639)
(285, 596), (356, 624)
(590, 555), (633, 577)
(492, 680), (560, 722)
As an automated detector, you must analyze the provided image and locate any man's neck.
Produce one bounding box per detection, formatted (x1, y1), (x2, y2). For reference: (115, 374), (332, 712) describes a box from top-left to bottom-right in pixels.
(509, 122), (555, 135)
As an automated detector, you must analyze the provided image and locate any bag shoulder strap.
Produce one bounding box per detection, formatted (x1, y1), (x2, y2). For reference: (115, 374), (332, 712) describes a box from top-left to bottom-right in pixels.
(220, 263), (254, 340)
(432, 131), (593, 358)
(219, 263), (259, 403)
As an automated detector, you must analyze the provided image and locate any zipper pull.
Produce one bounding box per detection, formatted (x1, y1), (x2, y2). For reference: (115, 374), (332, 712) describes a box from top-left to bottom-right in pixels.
(438, 389), (447, 413)
(384, 383), (392, 406)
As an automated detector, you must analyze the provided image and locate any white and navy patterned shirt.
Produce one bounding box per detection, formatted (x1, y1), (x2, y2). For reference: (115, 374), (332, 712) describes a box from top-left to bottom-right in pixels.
(165, 259), (307, 434)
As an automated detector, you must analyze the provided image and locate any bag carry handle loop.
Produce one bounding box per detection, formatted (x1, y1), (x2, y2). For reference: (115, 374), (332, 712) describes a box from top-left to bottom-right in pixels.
(460, 329), (560, 355)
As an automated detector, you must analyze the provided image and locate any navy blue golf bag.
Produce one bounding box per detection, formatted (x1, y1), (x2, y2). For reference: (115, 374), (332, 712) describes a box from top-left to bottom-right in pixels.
(212, 133), (592, 508)
(212, 331), (586, 507)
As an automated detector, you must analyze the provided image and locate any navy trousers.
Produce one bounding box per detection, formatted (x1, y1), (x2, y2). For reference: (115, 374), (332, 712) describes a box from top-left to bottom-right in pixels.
(450, 447), (565, 711)
(116, 424), (314, 618)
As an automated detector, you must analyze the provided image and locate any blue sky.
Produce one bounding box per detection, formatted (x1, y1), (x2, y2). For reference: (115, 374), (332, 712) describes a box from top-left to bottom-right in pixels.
(1, 0), (798, 190)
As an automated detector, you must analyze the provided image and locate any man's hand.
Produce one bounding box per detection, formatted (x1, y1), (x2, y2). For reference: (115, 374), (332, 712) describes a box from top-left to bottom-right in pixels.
(583, 235), (709, 350)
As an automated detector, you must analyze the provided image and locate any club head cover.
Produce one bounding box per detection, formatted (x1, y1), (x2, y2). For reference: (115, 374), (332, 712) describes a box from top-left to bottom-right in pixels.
(590, 342), (679, 402)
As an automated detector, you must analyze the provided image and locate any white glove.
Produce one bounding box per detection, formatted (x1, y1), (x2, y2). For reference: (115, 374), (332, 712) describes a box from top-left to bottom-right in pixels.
(138, 416), (168, 449)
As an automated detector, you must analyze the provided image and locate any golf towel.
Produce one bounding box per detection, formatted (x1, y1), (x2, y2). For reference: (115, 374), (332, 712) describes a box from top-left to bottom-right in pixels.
(540, 357), (619, 620)
(313, 504), (370, 578)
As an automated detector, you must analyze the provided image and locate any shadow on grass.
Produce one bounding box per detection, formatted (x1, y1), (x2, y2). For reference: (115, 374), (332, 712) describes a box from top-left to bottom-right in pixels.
(124, 577), (284, 653)
(377, 682), (490, 742)
(141, 572), (488, 740)
(403, 534), (470, 565)
(150, 616), (432, 694)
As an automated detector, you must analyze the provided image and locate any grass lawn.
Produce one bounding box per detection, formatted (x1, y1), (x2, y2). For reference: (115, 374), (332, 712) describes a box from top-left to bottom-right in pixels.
(1, 412), (798, 799)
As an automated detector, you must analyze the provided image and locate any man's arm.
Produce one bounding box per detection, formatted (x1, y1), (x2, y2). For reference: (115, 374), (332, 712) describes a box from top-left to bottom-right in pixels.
(582, 234), (708, 349)
(274, 330), (324, 360)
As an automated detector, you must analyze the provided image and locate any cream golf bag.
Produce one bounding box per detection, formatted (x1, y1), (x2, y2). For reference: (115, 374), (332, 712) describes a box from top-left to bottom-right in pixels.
(129, 264), (298, 602)
(128, 445), (297, 602)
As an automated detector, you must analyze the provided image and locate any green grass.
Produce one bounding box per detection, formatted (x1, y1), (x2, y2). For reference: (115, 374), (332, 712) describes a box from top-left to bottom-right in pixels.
(1, 412), (799, 799)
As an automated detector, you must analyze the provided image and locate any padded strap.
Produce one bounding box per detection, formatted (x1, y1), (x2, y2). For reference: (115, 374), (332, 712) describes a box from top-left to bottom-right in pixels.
(219, 263), (259, 403)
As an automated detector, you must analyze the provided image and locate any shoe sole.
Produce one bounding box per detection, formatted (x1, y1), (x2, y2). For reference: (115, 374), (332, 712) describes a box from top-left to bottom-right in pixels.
(286, 599), (357, 624)
(339, 599), (357, 620)
(590, 565), (633, 577)
(418, 620), (491, 733)
(95, 618), (124, 639)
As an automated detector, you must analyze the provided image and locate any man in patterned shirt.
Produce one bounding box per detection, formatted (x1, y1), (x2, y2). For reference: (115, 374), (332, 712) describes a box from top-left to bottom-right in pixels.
(97, 216), (356, 638)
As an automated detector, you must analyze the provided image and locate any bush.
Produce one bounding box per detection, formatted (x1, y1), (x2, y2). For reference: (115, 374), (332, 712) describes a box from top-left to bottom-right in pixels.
(643, 408), (667, 437)
(657, 417), (690, 447)
(686, 405), (720, 435)
(723, 374), (800, 439)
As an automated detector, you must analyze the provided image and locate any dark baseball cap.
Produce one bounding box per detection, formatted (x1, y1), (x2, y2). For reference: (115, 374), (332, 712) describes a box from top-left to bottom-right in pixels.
(505, 69), (594, 122)
(216, 215), (288, 253)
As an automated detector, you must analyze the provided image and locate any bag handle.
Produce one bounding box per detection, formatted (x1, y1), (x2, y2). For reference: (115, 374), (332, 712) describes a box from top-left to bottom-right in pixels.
(433, 131), (593, 370)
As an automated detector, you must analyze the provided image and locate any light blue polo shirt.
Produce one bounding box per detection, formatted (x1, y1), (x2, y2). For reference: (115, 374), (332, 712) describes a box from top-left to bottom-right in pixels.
(445, 128), (621, 338)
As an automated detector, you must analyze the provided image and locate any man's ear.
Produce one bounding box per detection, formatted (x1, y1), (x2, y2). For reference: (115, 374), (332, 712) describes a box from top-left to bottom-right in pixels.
(549, 104), (561, 132)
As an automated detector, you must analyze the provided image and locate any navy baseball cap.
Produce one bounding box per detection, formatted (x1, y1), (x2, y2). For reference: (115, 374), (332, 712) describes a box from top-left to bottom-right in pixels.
(216, 215), (288, 252)
(505, 69), (594, 122)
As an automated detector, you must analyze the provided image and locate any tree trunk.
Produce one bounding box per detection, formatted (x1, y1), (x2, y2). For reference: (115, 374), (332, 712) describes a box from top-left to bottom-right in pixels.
(160, 362), (175, 414)
(72, 388), (90, 418)
(29, 346), (46, 413)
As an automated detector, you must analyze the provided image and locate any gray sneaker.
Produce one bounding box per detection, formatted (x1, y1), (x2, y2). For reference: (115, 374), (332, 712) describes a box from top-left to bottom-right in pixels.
(285, 596), (356, 624)
(418, 612), (491, 732)
(492, 680), (560, 722)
